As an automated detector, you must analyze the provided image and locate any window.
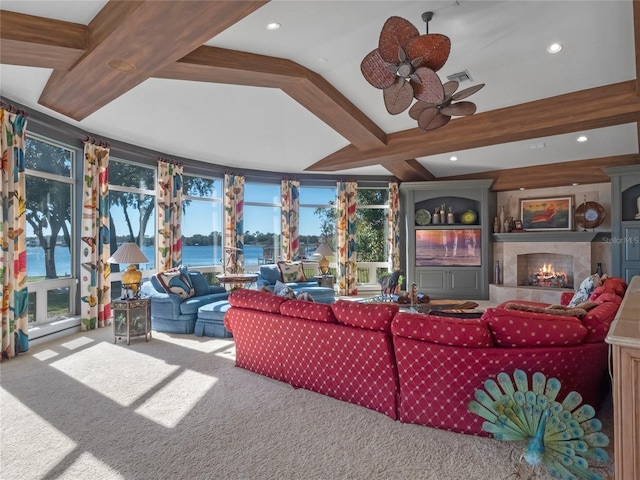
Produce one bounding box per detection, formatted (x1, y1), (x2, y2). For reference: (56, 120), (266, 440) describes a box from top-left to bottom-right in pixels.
(299, 186), (337, 258)
(181, 175), (223, 271)
(356, 188), (389, 284)
(25, 134), (75, 323)
(108, 159), (156, 297)
(243, 182), (281, 270)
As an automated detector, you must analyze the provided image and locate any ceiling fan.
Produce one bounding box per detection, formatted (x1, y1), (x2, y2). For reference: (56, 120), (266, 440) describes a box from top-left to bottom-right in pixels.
(361, 12), (484, 131)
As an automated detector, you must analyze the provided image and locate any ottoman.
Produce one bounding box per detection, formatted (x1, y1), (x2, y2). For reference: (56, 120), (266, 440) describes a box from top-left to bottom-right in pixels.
(195, 301), (233, 338)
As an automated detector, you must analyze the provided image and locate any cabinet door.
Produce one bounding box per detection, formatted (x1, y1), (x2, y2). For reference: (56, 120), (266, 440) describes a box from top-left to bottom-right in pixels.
(449, 269), (481, 296)
(623, 226), (640, 283)
(416, 269), (448, 294)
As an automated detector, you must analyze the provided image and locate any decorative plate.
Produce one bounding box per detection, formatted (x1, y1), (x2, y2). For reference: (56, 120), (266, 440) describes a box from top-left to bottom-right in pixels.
(415, 208), (431, 225)
(575, 201), (605, 229)
(460, 210), (477, 225)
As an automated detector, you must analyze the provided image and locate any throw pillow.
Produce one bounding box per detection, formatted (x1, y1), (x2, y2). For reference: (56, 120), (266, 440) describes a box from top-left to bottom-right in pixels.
(155, 266), (195, 300)
(277, 261), (307, 283)
(331, 300), (398, 332)
(273, 280), (296, 299)
(568, 274), (602, 307)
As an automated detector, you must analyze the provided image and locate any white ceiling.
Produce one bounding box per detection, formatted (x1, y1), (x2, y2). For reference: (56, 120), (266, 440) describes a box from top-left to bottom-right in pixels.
(0, 0), (637, 178)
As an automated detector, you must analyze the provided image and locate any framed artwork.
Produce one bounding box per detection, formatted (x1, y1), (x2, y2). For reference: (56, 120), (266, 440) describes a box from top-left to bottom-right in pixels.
(519, 196), (574, 231)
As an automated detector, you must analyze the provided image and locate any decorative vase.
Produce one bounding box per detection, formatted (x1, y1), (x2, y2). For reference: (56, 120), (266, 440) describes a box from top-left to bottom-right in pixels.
(433, 208), (440, 224)
(447, 207), (455, 224)
(636, 196), (640, 219)
(595, 263), (603, 276)
(499, 206), (505, 233)
(494, 261), (501, 285)
(493, 217), (500, 233)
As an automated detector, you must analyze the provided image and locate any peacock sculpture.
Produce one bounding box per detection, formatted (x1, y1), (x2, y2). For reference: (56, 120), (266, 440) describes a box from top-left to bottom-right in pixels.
(468, 369), (610, 480)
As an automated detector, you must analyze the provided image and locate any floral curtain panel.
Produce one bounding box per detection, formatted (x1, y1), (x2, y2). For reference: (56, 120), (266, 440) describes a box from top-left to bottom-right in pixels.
(280, 179), (300, 261)
(80, 140), (111, 331)
(387, 182), (401, 272)
(223, 173), (244, 273)
(0, 108), (29, 358)
(157, 160), (183, 271)
(336, 181), (358, 295)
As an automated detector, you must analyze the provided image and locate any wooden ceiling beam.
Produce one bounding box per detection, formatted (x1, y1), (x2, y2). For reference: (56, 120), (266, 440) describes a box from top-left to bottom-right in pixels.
(306, 81), (640, 172)
(37, 0), (267, 121)
(380, 159), (436, 182)
(155, 46), (387, 150)
(440, 154), (640, 192)
(0, 10), (87, 69)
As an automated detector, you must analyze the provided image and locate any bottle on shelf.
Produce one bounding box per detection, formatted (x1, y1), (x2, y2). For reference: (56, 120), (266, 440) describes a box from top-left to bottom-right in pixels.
(595, 263), (603, 276)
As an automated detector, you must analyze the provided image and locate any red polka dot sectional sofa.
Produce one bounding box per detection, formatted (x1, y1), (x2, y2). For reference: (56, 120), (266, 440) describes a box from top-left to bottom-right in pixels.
(223, 277), (627, 436)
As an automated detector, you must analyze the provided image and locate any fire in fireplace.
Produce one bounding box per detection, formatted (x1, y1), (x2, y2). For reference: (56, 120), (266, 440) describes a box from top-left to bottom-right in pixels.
(529, 263), (568, 288)
(517, 253), (574, 289)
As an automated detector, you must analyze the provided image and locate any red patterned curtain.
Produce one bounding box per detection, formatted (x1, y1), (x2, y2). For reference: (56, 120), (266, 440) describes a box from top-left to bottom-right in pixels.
(280, 179), (300, 261)
(80, 139), (111, 330)
(0, 106), (29, 357)
(387, 182), (401, 272)
(157, 159), (183, 271)
(337, 181), (358, 295)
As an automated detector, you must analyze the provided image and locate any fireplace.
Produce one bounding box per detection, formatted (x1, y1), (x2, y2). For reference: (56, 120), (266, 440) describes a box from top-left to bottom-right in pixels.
(517, 253), (573, 289)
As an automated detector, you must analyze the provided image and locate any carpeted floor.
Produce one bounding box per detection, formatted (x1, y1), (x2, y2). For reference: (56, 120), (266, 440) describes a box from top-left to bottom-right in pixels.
(1, 327), (614, 480)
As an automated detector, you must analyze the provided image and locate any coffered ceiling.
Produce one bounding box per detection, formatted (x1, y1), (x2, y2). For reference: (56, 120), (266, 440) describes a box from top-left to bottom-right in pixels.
(1, 0), (639, 189)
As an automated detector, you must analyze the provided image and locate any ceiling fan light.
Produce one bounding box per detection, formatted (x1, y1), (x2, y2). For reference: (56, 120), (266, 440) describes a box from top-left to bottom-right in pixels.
(547, 43), (562, 53)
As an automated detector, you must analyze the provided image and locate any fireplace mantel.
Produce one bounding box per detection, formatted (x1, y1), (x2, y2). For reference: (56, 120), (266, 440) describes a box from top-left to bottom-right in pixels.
(493, 232), (602, 242)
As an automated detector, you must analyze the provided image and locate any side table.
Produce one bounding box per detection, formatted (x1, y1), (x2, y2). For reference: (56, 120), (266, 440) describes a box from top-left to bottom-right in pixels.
(113, 297), (151, 345)
(216, 273), (259, 291)
(316, 275), (335, 288)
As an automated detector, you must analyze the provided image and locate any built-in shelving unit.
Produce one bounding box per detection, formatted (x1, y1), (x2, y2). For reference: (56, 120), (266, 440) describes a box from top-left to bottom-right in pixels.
(401, 180), (495, 299)
(605, 165), (640, 283)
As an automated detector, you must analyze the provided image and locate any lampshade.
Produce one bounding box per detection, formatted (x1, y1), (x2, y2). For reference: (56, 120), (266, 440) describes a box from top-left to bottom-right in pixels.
(313, 243), (334, 257)
(108, 243), (149, 264)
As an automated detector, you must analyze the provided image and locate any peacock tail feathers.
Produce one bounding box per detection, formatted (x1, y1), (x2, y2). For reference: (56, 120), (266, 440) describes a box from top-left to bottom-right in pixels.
(467, 369), (610, 480)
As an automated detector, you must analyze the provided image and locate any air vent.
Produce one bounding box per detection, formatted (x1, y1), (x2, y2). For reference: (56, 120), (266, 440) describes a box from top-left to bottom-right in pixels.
(446, 70), (472, 83)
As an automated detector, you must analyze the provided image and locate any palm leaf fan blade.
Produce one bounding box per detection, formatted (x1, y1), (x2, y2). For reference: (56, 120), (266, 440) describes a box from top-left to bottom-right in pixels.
(451, 83), (485, 101)
(409, 101), (432, 120)
(412, 67), (444, 104)
(361, 49), (397, 89)
(406, 33), (451, 72)
(378, 16), (419, 63)
(383, 78), (414, 114)
(440, 101), (477, 117)
(419, 110), (450, 131)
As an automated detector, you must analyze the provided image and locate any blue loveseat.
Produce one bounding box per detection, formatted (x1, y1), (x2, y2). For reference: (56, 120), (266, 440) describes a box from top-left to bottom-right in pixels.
(141, 270), (228, 334)
(257, 264), (335, 304)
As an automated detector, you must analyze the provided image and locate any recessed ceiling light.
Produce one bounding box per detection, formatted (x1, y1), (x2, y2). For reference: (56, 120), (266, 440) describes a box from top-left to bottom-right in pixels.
(547, 43), (562, 54)
(265, 22), (281, 30)
(449, 156), (458, 161)
(519, 187), (526, 191)
(572, 183), (579, 186)
(577, 135), (588, 142)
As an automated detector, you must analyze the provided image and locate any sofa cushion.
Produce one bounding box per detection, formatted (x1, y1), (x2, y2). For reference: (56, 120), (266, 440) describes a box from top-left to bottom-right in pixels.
(259, 264), (282, 285)
(580, 300), (620, 343)
(277, 261), (307, 283)
(484, 308), (588, 347)
(392, 312), (493, 348)
(228, 288), (288, 313)
(187, 271), (210, 297)
(273, 280), (296, 299)
(156, 266), (195, 299)
(331, 300), (398, 332)
(568, 274), (601, 306)
(279, 300), (337, 323)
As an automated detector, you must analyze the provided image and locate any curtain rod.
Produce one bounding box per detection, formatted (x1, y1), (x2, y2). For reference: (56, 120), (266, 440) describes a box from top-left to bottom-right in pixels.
(0, 99), (29, 117)
(84, 135), (109, 148)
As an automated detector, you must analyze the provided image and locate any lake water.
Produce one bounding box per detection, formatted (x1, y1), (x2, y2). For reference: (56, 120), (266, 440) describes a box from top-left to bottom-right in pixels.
(26, 245), (274, 277)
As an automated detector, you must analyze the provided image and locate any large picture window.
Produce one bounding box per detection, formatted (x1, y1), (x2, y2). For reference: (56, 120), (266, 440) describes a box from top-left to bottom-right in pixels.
(244, 182), (281, 269)
(24, 134), (75, 323)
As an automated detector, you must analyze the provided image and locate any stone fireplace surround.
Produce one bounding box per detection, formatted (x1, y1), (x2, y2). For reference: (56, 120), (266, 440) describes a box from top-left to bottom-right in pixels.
(491, 232), (604, 305)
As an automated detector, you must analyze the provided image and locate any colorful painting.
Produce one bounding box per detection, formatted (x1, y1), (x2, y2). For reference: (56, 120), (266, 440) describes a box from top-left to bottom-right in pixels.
(519, 196), (573, 231)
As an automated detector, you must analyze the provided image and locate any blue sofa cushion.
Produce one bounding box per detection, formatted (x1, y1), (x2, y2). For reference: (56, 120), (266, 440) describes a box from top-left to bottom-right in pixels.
(180, 292), (229, 315)
(259, 264), (282, 284)
(188, 271), (211, 297)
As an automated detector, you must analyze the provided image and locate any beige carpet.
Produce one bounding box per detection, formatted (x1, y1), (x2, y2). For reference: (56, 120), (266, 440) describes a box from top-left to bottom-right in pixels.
(1, 327), (614, 480)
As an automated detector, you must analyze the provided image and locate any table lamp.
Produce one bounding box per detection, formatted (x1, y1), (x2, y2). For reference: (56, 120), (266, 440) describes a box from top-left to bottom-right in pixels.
(313, 243), (334, 275)
(108, 243), (149, 299)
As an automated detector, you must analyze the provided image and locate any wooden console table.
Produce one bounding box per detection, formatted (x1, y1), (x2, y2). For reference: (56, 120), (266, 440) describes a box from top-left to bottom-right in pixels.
(605, 275), (640, 480)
